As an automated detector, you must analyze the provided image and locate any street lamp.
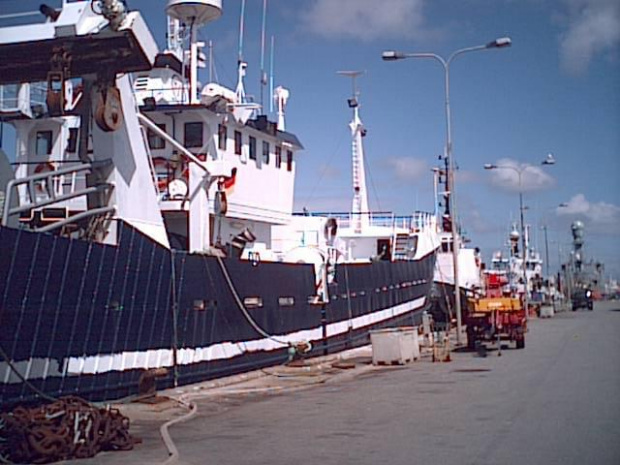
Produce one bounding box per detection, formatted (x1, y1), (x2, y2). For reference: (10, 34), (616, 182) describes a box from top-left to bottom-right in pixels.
(383, 37), (511, 345)
(484, 155), (555, 321)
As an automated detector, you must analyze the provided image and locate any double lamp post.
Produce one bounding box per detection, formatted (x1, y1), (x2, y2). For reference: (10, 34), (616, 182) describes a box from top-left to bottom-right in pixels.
(484, 155), (556, 320)
(382, 37), (511, 344)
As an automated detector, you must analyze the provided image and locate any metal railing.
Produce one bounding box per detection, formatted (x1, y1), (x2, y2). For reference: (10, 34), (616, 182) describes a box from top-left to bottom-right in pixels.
(0, 83), (47, 114)
(294, 211), (435, 231)
(2, 160), (114, 231)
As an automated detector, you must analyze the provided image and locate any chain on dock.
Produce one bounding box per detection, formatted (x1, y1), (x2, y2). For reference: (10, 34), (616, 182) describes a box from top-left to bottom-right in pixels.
(0, 396), (137, 464)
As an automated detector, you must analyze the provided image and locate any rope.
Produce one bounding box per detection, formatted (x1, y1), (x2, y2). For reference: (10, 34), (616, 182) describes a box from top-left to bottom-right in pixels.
(159, 397), (198, 465)
(216, 256), (290, 346)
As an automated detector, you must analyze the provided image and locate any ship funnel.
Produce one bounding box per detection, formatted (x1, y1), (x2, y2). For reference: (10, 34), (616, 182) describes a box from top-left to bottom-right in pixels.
(166, 0), (222, 25)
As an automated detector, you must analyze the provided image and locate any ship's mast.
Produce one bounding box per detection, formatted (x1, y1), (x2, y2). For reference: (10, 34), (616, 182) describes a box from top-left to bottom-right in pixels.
(338, 71), (369, 234)
(235, 0), (247, 104)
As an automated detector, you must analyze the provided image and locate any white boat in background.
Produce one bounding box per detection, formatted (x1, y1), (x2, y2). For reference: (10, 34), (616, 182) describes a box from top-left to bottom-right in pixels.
(488, 224), (544, 299)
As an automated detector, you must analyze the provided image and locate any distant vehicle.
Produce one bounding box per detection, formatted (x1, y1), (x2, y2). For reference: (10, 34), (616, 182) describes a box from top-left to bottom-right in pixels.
(571, 289), (593, 311)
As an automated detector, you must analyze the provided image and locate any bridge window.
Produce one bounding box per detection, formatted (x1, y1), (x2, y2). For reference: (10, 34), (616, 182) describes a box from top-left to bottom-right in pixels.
(36, 130), (53, 155)
(66, 128), (78, 153)
(249, 136), (257, 160)
(286, 150), (293, 172)
(147, 123), (166, 150)
(275, 145), (282, 168)
(184, 122), (203, 148)
(218, 124), (227, 151)
(262, 141), (270, 165)
(234, 130), (242, 155)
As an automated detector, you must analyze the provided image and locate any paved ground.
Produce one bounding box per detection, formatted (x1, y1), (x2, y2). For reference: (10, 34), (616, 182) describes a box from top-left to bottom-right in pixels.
(64, 300), (620, 465)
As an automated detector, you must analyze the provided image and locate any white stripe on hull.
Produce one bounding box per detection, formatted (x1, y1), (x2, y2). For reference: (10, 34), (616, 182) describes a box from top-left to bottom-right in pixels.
(1, 296), (425, 383)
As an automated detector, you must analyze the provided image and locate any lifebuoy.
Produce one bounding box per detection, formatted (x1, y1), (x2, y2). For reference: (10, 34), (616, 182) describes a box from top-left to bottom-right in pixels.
(34, 162), (55, 194)
(153, 158), (191, 199)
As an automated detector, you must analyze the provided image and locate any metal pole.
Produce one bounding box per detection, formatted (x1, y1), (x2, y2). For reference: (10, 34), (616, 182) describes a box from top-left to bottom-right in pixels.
(443, 59), (463, 345)
(543, 225), (550, 278)
(519, 186), (529, 322)
(382, 41), (511, 345)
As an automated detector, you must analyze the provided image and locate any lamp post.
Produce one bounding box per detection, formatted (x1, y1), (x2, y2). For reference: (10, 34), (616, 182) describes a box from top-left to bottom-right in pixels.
(484, 154), (555, 321)
(542, 224), (550, 278)
(382, 37), (511, 345)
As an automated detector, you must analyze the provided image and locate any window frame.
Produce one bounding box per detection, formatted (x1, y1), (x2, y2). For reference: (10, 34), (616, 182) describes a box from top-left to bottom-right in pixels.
(66, 128), (79, 153)
(36, 130), (53, 156)
(218, 124), (227, 151)
(249, 135), (257, 160)
(286, 150), (293, 172)
(184, 122), (204, 148)
(234, 130), (242, 155)
(262, 140), (270, 165)
(147, 123), (167, 150)
(275, 145), (282, 168)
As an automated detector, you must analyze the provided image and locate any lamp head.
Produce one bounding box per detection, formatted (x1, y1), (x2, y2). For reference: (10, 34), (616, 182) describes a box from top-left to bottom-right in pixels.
(483, 163), (497, 170)
(487, 37), (512, 48)
(382, 50), (405, 61)
(542, 152), (556, 165)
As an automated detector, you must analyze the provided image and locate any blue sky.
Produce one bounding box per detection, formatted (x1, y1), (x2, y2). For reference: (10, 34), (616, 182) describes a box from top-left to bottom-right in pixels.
(2, 0), (619, 279)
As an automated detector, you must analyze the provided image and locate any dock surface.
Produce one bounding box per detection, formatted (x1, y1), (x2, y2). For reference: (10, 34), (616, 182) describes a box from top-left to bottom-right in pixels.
(62, 301), (620, 465)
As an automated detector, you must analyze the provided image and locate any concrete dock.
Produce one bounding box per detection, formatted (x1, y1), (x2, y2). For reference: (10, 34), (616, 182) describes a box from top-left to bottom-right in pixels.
(62, 300), (620, 465)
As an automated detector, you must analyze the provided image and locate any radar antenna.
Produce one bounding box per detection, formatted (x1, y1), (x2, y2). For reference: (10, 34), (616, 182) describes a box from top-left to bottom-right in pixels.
(337, 70), (369, 233)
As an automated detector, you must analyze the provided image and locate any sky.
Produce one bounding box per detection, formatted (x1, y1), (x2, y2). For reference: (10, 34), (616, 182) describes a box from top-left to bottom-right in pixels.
(1, 0), (619, 280)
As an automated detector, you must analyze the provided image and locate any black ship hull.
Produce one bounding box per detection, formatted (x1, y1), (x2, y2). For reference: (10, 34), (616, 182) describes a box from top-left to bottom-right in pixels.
(0, 222), (435, 406)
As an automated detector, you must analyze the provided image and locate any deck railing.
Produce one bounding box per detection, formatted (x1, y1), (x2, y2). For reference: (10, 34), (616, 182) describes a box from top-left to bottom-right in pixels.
(293, 211), (435, 231)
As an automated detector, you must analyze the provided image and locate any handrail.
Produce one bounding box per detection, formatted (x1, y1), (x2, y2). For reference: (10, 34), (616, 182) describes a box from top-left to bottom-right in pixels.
(36, 206), (116, 233)
(1, 160), (113, 226)
(136, 113), (209, 174)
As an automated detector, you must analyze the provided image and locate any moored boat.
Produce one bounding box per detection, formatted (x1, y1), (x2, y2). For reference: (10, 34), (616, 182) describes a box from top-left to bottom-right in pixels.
(0, 0), (438, 406)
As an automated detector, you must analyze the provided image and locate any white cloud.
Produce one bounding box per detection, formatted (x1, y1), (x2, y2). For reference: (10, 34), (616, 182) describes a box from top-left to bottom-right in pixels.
(558, 0), (620, 74)
(300, 0), (429, 41)
(386, 156), (428, 181)
(455, 170), (479, 184)
(557, 193), (620, 228)
(486, 158), (555, 193)
(461, 208), (493, 234)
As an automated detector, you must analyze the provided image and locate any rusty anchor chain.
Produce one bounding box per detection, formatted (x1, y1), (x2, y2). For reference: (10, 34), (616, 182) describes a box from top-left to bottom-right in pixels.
(0, 396), (139, 464)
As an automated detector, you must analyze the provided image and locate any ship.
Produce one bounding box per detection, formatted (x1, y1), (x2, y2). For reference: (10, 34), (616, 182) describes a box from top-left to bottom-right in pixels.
(487, 224), (543, 299)
(428, 156), (482, 324)
(0, 0), (438, 406)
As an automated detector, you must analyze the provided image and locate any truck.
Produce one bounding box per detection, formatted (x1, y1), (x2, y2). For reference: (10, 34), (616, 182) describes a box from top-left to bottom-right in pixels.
(465, 270), (526, 350)
(465, 296), (526, 350)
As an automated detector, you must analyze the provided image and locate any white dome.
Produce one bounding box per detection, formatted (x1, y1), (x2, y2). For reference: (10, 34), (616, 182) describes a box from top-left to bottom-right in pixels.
(166, 0), (222, 25)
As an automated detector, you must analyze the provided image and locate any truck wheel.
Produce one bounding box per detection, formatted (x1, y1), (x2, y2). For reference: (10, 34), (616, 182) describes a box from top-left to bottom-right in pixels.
(516, 338), (525, 349)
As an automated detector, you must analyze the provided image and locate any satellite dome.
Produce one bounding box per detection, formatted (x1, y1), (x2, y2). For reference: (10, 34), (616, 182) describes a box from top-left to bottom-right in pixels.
(166, 0), (222, 25)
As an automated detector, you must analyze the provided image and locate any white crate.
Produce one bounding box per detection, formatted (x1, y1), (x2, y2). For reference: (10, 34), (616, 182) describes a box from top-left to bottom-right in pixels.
(370, 327), (419, 365)
(540, 305), (554, 318)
